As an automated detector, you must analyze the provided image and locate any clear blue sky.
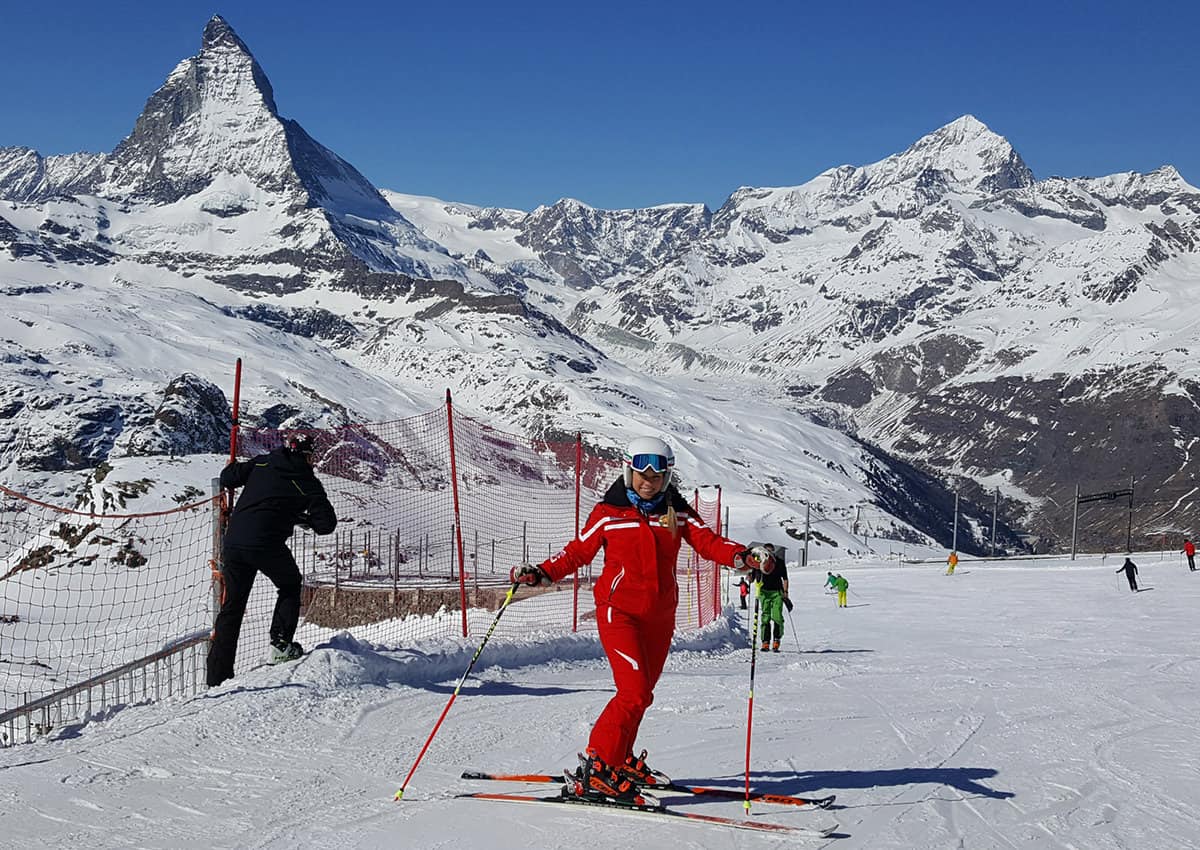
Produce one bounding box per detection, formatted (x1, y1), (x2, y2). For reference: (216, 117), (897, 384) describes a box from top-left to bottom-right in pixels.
(2, 0), (1196, 211)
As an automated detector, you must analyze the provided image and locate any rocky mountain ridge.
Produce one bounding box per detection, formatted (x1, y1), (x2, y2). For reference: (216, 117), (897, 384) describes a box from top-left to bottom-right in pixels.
(3, 15), (1198, 551)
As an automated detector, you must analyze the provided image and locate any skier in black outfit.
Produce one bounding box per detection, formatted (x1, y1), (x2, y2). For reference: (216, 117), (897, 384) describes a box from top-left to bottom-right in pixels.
(1116, 557), (1139, 592)
(206, 432), (337, 687)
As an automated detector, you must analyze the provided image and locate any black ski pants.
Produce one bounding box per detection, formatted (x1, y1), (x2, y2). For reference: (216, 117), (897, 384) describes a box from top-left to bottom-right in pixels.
(206, 544), (302, 687)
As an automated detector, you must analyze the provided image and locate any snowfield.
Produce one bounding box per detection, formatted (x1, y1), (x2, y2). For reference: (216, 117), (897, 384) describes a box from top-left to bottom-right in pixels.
(2, 554), (1198, 849)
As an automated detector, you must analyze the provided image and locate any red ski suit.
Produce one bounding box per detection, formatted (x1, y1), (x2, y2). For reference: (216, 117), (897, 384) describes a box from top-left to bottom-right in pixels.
(540, 479), (743, 765)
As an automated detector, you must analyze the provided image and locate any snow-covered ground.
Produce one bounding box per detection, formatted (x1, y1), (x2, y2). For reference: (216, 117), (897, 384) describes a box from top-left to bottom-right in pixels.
(2, 553), (1198, 849)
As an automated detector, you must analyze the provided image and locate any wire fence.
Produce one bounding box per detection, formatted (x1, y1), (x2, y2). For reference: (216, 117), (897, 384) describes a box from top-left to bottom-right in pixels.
(0, 485), (217, 716)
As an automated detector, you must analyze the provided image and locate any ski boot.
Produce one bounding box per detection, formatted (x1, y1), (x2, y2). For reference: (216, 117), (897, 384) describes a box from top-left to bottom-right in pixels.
(618, 749), (671, 788)
(564, 749), (659, 807)
(268, 639), (304, 664)
(772, 640), (781, 652)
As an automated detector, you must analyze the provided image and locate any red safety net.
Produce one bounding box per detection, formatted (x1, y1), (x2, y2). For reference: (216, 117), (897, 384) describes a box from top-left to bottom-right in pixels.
(0, 399), (730, 712)
(236, 402), (728, 660)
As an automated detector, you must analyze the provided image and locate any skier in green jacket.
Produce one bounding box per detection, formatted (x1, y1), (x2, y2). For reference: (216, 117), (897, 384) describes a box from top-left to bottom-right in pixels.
(833, 573), (849, 608)
(751, 543), (791, 652)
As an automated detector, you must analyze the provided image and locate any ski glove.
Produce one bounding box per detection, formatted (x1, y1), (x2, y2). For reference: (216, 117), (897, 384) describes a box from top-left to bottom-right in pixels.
(733, 545), (773, 572)
(510, 564), (552, 587)
(783, 596), (794, 613)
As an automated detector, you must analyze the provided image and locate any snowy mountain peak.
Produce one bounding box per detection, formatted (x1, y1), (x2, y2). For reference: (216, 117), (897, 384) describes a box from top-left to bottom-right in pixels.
(197, 14), (278, 113)
(96, 15), (290, 202)
(707, 115), (1037, 236)
(932, 113), (992, 142)
(202, 14), (252, 53)
(91, 15), (461, 275)
(1075, 163), (1200, 211)
(0, 16), (472, 279)
(1154, 164), (1185, 183)
(866, 114), (1034, 194)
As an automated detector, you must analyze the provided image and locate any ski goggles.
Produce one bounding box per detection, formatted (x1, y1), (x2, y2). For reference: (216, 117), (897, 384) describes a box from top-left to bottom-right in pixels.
(628, 453), (673, 473)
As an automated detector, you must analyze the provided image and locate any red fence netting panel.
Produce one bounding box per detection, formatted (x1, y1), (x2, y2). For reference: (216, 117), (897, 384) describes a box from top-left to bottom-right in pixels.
(449, 416), (626, 638)
(674, 490), (723, 631)
(235, 410), (458, 665)
(1, 402), (729, 710)
(239, 410), (725, 655)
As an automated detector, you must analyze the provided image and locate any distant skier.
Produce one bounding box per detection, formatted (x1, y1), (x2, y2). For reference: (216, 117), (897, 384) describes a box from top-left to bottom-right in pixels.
(833, 573), (849, 608)
(946, 551), (959, 575)
(1184, 539), (1196, 571)
(1117, 557), (1139, 592)
(750, 543), (790, 652)
(737, 576), (750, 609)
(824, 571), (837, 593)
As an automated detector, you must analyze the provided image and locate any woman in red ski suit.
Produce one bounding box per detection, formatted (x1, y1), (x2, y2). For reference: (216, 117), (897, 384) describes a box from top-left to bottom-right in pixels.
(512, 436), (759, 792)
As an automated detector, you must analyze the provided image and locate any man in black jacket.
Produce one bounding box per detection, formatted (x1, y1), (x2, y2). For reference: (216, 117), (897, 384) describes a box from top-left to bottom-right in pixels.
(206, 432), (337, 687)
(1116, 557), (1139, 592)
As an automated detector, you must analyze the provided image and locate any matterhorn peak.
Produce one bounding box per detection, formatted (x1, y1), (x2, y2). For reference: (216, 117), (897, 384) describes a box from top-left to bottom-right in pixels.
(93, 14), (292, 202)
(202, 14), (251, 52)
(197, 15), (275, 111)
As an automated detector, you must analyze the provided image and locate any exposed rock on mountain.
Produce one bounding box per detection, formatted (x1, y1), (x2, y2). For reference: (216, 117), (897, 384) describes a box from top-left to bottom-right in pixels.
(119, 373), (232, 458)
(516, 199), (711, 288)
(2, 16), (1198, 553)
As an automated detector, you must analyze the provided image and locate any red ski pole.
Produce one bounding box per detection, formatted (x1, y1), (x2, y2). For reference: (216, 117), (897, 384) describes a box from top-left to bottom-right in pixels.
(744, 582), (762, 813)
(394, 581), (521, 800)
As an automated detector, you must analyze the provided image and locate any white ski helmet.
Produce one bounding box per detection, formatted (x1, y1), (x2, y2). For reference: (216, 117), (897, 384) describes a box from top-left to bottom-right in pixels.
(623, 436), (675, 489)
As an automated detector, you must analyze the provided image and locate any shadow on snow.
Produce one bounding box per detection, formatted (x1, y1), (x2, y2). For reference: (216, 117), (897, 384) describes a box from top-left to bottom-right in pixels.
(425, 680), (610, 697)
(676, 766), (1013, 803)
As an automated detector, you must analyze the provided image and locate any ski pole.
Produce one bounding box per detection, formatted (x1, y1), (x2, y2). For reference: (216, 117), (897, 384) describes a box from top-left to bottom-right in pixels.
(785, 606), (803, 654)
(744, 586), (762, 814)
(394, 580), (521, 801)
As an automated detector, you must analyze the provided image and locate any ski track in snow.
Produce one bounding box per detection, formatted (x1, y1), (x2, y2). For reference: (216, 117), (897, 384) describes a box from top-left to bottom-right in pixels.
(2, 557), (1200, 848)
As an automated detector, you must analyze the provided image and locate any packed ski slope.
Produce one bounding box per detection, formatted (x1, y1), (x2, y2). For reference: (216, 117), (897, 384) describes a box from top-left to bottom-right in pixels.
(2, 554), (1198, 849)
